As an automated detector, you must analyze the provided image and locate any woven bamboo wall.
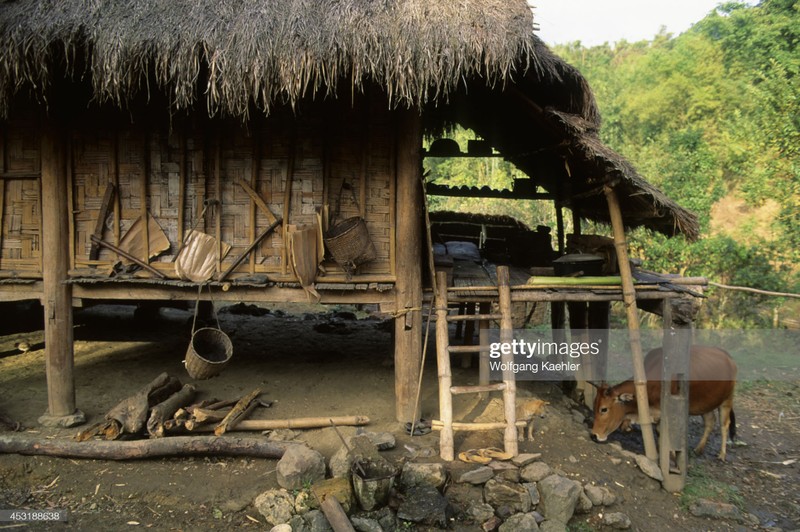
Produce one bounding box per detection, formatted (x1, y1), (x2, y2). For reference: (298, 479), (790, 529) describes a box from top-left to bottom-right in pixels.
(0, 119), (42, 276)
(63, 94), (395, 281)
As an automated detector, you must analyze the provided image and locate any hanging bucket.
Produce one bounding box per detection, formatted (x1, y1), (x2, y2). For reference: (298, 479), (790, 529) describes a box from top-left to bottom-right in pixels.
(185, 327), (233, 380)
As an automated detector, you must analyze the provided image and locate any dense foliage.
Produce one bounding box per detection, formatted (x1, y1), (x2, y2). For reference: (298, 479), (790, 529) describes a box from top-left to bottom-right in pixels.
(426, 0), (799, 327)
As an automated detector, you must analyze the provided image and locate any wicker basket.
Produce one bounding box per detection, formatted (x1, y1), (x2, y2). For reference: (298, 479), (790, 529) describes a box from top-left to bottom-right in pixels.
(185, 327), (233, 380)
(324, 216), (377, 275)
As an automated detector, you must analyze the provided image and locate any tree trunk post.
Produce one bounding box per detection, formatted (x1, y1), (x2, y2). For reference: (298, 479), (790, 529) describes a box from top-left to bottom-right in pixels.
(39, 120), (84, 427)
(394, 109), (423, 423)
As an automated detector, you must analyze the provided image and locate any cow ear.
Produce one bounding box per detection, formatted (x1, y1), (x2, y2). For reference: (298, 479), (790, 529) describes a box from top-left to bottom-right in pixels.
(618, 393), (635, 403)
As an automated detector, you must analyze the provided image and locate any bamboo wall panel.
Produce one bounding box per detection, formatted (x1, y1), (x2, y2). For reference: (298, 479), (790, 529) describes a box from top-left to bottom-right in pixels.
(4, 94), (396, 283)
(0, 123), (41, 273)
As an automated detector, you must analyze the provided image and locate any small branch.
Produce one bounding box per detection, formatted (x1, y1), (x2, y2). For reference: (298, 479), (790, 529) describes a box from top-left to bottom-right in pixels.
(708, 281), (800, 299)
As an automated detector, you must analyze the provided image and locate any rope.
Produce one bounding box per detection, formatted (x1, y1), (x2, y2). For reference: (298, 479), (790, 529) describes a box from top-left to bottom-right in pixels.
(708, 281), (800, 299)
(390, 306), (423, 318)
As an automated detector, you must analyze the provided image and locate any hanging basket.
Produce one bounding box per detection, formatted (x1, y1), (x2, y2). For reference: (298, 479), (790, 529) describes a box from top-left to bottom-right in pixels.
(185, 327), (233, 380)
(324, 216), (376, 275)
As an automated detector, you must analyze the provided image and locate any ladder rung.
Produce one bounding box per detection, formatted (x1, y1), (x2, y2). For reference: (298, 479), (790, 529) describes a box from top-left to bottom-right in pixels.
(446, 313), (503, 322)
(447, 345), (484, 354)
(432, 420), (527, 431)
(451, 383), (506, 395)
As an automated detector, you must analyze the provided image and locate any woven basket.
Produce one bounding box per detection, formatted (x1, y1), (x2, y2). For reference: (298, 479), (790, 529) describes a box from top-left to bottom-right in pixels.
(324, 216), (376, 275)
(185, 327), (233, 380)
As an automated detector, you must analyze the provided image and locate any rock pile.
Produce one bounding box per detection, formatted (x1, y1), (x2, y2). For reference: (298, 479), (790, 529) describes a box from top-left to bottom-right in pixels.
(253, 431), (630, 531)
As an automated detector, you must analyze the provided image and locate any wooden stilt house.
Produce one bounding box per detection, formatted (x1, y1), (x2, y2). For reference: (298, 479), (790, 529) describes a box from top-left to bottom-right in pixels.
(1, 0), (703, 489)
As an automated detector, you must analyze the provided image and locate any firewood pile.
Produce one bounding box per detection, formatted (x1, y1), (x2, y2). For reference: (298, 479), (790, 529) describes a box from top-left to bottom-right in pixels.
(74, 372), (370, 443)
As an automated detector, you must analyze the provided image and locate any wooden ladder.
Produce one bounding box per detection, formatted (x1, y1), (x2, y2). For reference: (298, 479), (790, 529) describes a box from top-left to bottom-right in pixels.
(433, 265), (518, 461)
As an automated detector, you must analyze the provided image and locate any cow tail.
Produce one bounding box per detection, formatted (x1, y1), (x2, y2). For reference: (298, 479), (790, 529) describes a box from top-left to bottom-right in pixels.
(729, 410), (737, 440)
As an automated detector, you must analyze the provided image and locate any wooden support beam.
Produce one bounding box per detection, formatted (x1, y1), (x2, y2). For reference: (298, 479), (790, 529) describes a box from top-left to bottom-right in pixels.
(497, 266), (518, 457)
(39, 121), (81, 425)
(604, 185), (657, 460)
(660, 299), (692, 491)
(393, 109), (423, 423)
(435, 270), (454, 460)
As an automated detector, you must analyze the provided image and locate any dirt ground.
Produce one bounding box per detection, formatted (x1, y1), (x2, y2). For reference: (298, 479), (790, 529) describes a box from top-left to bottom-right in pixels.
(0, 301), (798, 531)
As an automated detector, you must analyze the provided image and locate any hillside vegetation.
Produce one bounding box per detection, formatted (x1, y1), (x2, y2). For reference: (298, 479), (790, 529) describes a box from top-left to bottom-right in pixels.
(426, 0), (799, 328)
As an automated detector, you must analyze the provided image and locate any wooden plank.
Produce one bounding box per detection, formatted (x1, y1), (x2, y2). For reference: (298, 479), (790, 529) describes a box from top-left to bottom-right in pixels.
(218, 218), (282, 282)
(66, 135), (75, 271)
(178, 126), (186, 254)
(215, 132), (222, 275)
(0, 178), (5, 268)
(281, 130), (296, 275)
(451, 383), (505, 395)
(249, 126), (259, 273)
(0, 172), (41, 179)
(236, 178), (279, 225)
(112, 131), (120, 245)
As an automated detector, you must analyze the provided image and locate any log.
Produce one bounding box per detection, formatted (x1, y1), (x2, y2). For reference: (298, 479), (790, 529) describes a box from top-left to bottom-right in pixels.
(320, 496), (356, 532)
(105, 373), (182, 437)
(187, 416), (370, 432)
(214, 389), (261, 436)
(147, 384), (196, 438)
(0, 434), (292, 460)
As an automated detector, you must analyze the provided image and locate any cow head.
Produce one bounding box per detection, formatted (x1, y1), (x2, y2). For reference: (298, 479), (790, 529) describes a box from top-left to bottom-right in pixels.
(590, 384), (635, 443)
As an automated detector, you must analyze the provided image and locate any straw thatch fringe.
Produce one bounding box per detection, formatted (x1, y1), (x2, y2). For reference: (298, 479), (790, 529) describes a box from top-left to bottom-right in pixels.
(0, 0), (539, 119)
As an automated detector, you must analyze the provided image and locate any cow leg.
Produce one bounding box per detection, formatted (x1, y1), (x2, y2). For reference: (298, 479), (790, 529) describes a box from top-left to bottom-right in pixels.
(717, 398), (734, 461)
(694, 412), (715, 455)
(526, 420), (534, 442)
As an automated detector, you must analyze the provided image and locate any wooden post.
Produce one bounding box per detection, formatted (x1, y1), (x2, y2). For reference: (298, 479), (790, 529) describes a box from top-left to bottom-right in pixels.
(435, 270), (454, 461)
(478, 302), (491, 385)
(497, 266), (518, 457)
(660, 299), (692, 491)
(604, 185), (657, 460)
(39, 121), (83, 427)
(394, 109), (423, 422)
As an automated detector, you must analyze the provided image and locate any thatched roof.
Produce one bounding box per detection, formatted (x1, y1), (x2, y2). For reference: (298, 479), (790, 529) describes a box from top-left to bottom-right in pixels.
(0, 0), (698, 239)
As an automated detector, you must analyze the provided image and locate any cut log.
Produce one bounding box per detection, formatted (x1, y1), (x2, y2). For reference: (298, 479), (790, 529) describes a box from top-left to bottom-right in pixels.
(105, 373), (182, 438)
(147, 384), (196, 438)
(320, 496), (356, 532)
(214, 389), (261, 436)
(0, 434), (293, 460)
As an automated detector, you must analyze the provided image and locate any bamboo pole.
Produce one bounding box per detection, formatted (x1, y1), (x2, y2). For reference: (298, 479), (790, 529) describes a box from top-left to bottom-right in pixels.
(215, 132), (222, 275)
(435, 270), (454, 461)
(604, 185), (657, 460)
(177, 125), (186, 254)
(141, 130), (150, 264)
(249, 126), (259, 273)
(497, 266), (518, 457)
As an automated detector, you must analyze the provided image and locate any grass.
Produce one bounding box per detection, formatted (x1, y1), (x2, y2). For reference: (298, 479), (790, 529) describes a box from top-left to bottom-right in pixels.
(680, 463), (744, 511)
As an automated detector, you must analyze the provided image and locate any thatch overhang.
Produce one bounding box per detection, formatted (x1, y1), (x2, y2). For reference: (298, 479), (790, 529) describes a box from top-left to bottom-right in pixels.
(0, 0), (699, 240)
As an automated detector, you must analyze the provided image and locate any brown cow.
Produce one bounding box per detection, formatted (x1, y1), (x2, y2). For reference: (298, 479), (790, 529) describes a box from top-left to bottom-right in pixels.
(591, 346), (737, 461)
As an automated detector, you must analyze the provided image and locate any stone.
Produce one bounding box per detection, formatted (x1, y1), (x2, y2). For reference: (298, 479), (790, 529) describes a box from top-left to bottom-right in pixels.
(266, 428), (300, 441)
(495, 467), (520, 483)
(270, 525), (292, 532)
(351, 517), (383, 532)
(400, 462), (447, 489)
(360, 431), (396, 451)
(304, 510), (334, 532)
(520, 461), (553, 482)
(531, 511), (544, 524)
(397, 484), (450, 527)
(575, 487), (593, 514)
(38, 409), (86, 428)
(571, 410), (585, 424)
(482, 516), (502, 531)
(311, 477), (355, 514)
(329, 446), (353, 478)
(499, 512), (540, 531)
(537, 475), (581, 524)
(610, 457), (623, 466)
(523, 482), (540, 506)
(602, 511), (632, 529)
(634, 454), (663, 482)
(483, 479), (531, 513)
(689, 499), (742, 521)
(538, 520), (567, 532)
(512, 453), (542, 467)
(255, 489), (295, 526)
(295, 490), (314, 513)
(467, 502), (496, 523)
(375, 507), (399, 531)
(567, 455), (578, 464)
(277, 445), (326, 490)
(457, 466), (494, 485)
(584, 484), (616, 506)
